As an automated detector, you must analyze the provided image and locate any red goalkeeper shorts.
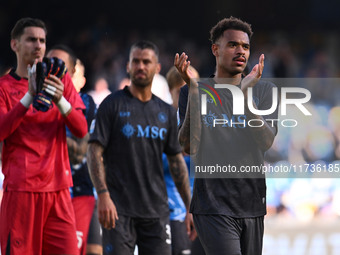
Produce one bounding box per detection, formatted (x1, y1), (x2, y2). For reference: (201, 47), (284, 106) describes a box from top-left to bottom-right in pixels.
(0, 189), (78, 255)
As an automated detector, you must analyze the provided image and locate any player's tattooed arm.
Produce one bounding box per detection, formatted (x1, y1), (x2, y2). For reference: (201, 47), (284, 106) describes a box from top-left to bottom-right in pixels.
(175, 52), (201, 155)
(178, 87), (201, 155)
(67, 133), (89, 165)
(87, 141), (119, 229)
(167, 153), (191, 210)
(178, 119), (191, 153)
(167, 152), (197, 240)
(87, 141), (107, 192)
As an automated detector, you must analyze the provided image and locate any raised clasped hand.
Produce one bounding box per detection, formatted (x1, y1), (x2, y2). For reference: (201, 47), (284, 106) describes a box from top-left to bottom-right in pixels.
(241, 54), (264, 92)
(43, 75), (65, 103)
(174, 52), (198, 87)
(27, 59), (38, 96)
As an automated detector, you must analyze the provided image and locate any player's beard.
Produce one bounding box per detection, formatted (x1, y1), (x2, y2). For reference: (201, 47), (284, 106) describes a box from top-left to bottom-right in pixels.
(131, 73), (153, 88)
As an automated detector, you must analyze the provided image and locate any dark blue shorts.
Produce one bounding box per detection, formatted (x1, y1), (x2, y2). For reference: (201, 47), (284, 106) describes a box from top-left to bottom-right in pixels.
(193, 214), (264, 255)
(102, 214), (171, 255)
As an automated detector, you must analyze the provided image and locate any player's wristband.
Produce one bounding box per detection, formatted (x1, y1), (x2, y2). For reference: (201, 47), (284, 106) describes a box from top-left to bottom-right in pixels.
(97, 189), (109, 195)
(20, 92), (34, 108)
(57, 96), (72, 115)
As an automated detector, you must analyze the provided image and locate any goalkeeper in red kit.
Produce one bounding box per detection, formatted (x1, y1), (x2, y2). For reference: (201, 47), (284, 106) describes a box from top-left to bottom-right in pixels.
(0, 17), (87, 255)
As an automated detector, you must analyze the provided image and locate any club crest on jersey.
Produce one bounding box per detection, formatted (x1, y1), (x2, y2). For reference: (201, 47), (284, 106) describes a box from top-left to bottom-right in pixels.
(202, 111), (217, 128)
(158, 112), (168, 123)
(121, 123), (135, 138)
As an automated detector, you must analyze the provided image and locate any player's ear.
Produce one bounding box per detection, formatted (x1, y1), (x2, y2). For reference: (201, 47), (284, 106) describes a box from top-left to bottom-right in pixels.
(10, 39), (18, 52)
(212, 44), (219, 57)
(156, 63), (161, 74)
(70, 66), (76, 76)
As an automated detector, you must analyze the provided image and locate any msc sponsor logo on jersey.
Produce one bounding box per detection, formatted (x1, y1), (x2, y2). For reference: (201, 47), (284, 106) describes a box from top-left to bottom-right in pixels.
(121, 123), (167, 140)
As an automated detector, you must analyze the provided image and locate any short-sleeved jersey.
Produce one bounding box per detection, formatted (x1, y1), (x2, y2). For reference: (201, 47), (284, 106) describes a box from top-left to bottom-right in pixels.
(68, 93), (96, 197)
(0, 70), (85, 192)
(89, 86), (182, 218)
(178, 79), (278, 218)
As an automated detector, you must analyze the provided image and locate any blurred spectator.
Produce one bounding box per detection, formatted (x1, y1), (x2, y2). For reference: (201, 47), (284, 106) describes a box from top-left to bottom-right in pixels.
(118, 77), (130, 90)
(88, 76), (111, 108)
(328, 106), (340, 159)
(151, 73), (173, 105)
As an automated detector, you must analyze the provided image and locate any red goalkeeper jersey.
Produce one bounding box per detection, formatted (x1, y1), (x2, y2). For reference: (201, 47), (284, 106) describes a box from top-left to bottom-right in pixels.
(0, 70), (87, 192)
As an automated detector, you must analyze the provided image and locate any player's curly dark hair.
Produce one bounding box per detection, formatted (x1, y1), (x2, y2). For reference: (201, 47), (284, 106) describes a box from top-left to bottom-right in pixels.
(11, 17), (47, 39)
(209, 16), (253, 44)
